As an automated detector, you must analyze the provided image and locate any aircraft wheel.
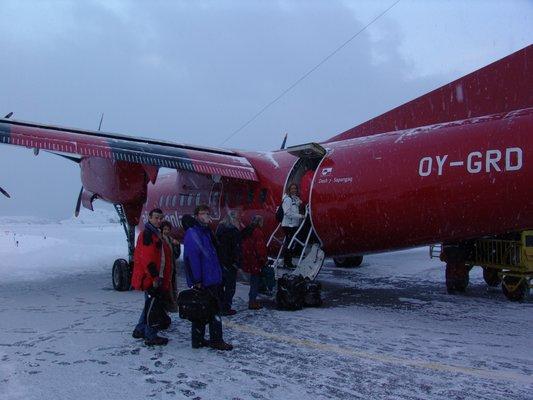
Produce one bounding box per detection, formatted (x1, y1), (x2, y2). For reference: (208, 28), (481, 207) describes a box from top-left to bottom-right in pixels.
(112, 258), (131, 291)
(333, 256), (363, 268)
(482, 267), (501, 287)
(502, 276), (529, 301)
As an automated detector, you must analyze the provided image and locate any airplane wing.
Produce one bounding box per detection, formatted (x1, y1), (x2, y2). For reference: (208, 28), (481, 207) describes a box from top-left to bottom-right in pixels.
(0, 118), (258, 181)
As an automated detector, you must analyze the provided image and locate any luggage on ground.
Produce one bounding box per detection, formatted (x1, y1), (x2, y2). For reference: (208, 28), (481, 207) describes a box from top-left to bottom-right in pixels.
(276, 274), (306, 310)
(303, 278), (322, 307)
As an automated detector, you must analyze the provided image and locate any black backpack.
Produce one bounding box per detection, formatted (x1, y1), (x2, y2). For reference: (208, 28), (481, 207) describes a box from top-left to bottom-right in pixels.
(177, 288), (217, 323)
(275, 204), (284, 223)
(146, 296), (171, 329)
(276, 274), (306, 310)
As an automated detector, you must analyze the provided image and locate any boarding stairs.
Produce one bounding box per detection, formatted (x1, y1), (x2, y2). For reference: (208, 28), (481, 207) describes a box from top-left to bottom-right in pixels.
(266, 142), (328, 281)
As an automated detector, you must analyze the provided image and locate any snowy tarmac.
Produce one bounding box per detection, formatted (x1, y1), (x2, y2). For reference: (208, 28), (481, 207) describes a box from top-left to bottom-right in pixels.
(0, 216), (532, 400)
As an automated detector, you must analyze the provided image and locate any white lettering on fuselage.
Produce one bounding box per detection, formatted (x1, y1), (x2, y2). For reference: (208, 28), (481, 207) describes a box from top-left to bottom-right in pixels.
(317, 176), (353, 184)
(418, 148), (522, 177)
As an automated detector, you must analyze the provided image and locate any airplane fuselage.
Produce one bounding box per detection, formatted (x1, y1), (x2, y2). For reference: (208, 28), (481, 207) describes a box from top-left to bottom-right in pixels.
(133, 107), (533, 258)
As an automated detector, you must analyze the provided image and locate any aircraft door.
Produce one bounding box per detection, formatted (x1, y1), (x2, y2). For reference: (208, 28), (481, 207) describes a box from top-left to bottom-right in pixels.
(272, 143), (328, 280)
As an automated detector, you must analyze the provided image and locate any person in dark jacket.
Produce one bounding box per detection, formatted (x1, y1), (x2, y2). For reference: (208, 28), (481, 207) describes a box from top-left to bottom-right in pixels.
(241, 215), (267, 310)
(183, 205), (233, 351)
(215, 210), (242, 316)
(131, 208), (172, 346)
(160, 220), (180, 313)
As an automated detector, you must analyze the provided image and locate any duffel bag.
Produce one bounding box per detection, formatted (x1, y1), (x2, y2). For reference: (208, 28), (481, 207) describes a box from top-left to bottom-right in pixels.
(276, 274), (306, 311)
(303, 278), (322, 307)
(177, 288), (217, 323)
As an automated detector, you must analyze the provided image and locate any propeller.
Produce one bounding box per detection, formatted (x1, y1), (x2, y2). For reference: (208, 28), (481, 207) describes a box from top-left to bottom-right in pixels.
(4, 112), (13, 119)
(74, 187), (83, 217)
(280, 133), (288, 150)
(0, 186), (10, 198)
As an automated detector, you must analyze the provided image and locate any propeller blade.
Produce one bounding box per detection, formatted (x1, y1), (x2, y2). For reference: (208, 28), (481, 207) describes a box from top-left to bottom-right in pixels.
(4, 112), (13, 119)
(280, 133), (288, 150)
(0, 186), (10, 198)
(75, 187), (83, 217)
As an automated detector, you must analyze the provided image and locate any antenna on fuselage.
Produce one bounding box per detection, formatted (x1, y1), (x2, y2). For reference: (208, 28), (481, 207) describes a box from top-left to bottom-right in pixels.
(98, 113), (104, 131)
(280, 133), (288, 150)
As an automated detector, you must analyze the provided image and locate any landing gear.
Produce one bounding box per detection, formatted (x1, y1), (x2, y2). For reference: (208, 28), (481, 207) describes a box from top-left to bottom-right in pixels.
(112, 204), (136, 291)
(333, 256), (363, 268)
(112, 258), (131, 291)
(445, 262), (470, 293)
(482, 267), (501, 287)
(502, 276), (529, 301)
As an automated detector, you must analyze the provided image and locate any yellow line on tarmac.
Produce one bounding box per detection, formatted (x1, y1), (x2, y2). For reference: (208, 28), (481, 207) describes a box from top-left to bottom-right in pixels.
(225, 321), (533, 385)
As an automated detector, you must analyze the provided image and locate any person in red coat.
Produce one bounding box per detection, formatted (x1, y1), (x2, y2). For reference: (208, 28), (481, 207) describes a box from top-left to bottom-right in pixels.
(131, 208), (173, 346)
(241, 215), (267, 310)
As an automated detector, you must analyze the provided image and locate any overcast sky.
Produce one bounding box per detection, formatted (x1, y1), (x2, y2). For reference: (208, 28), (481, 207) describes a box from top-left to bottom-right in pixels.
(0, 0), (531, 219)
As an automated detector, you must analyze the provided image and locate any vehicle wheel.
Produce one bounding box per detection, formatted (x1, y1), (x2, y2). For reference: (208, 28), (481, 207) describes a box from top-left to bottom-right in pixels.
(482, 267), (501, 287)
(112, 258), (131, 291)
(333, 256), (363, 268)
(502, 276), (529, 301)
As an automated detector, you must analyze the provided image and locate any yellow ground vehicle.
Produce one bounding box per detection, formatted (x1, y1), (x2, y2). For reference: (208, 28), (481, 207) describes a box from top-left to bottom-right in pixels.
(430, 230), (533, 301)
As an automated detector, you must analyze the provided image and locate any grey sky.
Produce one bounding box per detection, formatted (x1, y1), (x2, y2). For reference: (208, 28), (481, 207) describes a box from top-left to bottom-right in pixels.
(0, 0), (531, 219)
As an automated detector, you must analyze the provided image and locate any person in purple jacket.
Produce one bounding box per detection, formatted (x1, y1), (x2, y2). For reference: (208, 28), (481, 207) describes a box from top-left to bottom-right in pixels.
(183, 205), (233, 351)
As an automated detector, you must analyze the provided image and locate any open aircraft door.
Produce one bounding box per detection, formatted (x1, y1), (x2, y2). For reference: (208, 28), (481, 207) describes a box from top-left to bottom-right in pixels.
(269, 143), (327, 280)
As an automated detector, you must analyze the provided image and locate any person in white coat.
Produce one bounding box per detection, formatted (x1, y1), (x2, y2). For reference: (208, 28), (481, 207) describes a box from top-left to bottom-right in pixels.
(281, 183), (304, 268)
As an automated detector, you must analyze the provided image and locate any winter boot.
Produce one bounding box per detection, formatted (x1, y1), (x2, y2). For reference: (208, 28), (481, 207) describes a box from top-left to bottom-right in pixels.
(144, 336), (169, 346)
(248, 301), (263, 310)
(210, 341), (233, 351)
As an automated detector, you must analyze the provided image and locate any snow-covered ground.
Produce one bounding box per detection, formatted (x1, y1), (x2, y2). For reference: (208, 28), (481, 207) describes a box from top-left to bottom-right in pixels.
(0, 215), (531, 400)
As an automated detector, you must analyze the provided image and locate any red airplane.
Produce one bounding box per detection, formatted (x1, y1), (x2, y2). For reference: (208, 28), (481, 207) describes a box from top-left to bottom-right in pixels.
(1, 45), (531, 300)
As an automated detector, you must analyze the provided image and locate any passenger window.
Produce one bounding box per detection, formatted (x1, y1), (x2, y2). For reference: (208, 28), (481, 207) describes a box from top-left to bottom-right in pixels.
(159, 196), (164, 207)
(172, 195), (177, 207)
(187, 194), (193, 206)
(259, 188), (267, 204)
(179, 194), (186, 207)
(235, 191), (242, 205)
(196, 193), (201, 206)
(165, 195), (171, 207)
(247, 188), (255, 205)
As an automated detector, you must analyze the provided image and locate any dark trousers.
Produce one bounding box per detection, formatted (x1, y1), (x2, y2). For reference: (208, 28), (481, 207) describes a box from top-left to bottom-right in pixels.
(283, 226), (298, 267)
(191, 285), (223, 346)
(135, 292), (158, 340)
(222, 265), (237, 312)
(249, 274), (260, 302)
(191, 316), (222, 346)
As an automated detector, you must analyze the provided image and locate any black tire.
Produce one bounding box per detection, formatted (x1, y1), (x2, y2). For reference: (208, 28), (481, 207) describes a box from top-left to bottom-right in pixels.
(482, 267), (501, 287)
(112, 258), (131, 291)
(502, 276), (529, 301)
(333, 256), (363, 268)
